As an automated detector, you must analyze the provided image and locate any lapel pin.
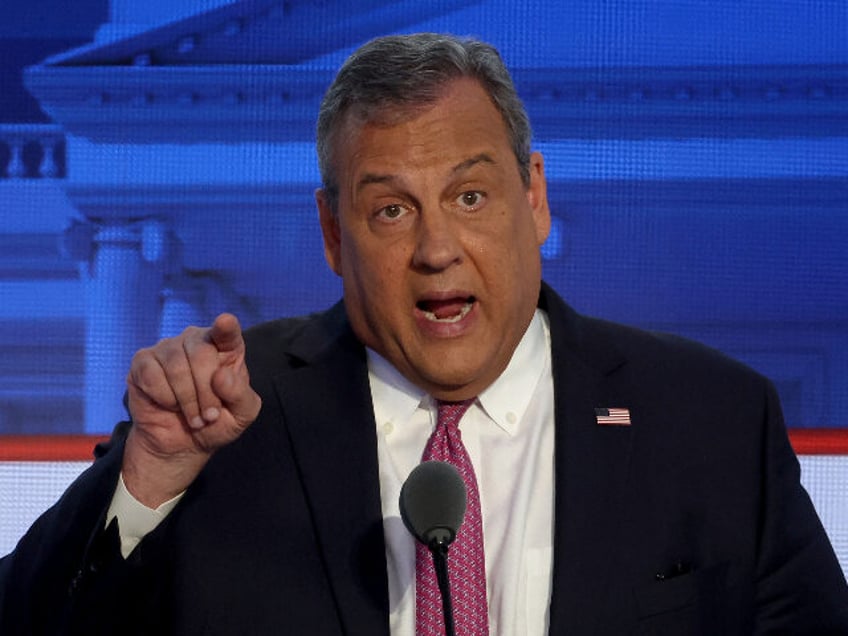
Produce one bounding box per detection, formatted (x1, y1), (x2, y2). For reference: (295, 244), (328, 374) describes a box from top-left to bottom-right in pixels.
(594, 407), (631, 426)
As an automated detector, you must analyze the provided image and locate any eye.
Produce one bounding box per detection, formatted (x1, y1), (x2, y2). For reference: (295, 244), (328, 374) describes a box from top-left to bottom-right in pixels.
(456, 190), (485, 210)
(375, 203), (410, 221)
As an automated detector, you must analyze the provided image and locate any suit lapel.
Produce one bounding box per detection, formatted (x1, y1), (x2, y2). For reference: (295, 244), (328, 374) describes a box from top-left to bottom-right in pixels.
(270, 305), (390, 636)
(541, 285), (636, 634)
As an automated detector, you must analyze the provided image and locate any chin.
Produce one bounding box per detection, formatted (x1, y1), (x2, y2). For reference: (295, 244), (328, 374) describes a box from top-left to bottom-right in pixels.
(420, 363), (484, 394)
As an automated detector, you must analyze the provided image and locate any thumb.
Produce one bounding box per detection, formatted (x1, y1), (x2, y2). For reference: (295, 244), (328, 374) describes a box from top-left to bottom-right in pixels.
(212, 365), (261, 424)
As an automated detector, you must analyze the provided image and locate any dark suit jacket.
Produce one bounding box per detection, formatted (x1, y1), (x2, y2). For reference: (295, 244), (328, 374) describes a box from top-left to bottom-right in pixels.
(2, 283), (847, 635)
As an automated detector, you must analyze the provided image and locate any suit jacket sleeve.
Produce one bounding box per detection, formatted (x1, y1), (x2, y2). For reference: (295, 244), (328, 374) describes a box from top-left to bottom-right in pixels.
(0, 422), (178, 635)
(754, 382), (848, 633)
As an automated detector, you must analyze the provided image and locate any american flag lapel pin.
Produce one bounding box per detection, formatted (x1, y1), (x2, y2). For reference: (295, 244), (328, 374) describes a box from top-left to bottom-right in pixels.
(594, 407), (632, 426)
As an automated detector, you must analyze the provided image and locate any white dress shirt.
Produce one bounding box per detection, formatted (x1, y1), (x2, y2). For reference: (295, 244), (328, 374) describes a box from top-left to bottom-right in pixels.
(370, 309), (555, 636)
(108, 309), (555, 635)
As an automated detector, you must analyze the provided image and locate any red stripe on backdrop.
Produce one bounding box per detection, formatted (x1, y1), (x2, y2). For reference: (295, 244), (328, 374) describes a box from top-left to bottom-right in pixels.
(1, 430), (848, 461)
(789, 429), (848, 455)
(0, 435), (110, 461)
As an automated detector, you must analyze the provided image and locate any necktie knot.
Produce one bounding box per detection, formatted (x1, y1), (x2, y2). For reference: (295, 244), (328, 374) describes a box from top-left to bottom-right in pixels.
(436, 398), (475, 431)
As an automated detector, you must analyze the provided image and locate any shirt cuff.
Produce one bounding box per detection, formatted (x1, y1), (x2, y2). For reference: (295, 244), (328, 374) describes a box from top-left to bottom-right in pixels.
(105, 473), (184, 559)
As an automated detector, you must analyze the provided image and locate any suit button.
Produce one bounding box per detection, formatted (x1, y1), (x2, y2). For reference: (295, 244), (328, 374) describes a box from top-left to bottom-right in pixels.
(68, 569), (84, 596)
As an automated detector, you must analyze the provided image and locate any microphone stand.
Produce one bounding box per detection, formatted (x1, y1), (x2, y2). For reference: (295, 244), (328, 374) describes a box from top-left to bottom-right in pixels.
(429, 539), (456, 636)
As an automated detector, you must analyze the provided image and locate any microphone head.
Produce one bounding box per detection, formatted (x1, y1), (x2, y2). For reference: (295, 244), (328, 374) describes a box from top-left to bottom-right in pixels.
(399, 460), (467, 547)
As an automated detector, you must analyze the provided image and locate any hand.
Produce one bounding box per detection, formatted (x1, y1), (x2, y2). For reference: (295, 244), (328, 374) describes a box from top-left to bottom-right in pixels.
(123, 313), (261, 507)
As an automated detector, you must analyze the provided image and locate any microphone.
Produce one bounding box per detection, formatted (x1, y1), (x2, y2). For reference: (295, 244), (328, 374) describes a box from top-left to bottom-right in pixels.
(400, 461), (466, 636)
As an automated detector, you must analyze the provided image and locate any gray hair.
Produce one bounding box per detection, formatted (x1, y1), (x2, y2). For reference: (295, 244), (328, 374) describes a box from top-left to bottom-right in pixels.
(316, 33), (532, 212)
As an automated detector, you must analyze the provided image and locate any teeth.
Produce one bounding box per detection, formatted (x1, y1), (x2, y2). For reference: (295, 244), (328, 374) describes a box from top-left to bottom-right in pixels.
(422, 301), (473, 323)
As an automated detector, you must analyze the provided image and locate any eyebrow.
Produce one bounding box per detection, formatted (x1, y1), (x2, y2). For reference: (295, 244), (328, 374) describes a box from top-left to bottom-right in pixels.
(451, 153), (496, 175)
(356, 173), (395, 192)
(355, 153), (498, 193)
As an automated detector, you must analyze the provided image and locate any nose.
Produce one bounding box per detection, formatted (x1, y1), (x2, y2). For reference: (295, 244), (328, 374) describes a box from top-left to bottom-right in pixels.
(411, 208), (462, 272)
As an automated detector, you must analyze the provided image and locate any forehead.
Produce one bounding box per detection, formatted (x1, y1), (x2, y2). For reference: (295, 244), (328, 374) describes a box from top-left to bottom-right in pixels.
(333, 79), (512, 175)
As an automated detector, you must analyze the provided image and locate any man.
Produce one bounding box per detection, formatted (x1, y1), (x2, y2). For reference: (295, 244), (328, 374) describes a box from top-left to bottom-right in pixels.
(1, 33), (847, 635)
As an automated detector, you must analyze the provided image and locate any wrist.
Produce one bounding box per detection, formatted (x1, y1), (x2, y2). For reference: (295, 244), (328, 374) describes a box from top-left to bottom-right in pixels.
(122, 427), (210, 508)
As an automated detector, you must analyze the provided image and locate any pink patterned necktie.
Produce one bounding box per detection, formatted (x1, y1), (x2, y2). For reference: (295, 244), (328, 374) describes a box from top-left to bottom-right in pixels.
(416, 398), (489, 635)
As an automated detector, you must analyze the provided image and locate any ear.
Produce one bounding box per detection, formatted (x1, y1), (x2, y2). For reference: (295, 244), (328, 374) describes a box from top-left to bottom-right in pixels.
(316, 189), (343, 276)
(527, 151), (551, 246)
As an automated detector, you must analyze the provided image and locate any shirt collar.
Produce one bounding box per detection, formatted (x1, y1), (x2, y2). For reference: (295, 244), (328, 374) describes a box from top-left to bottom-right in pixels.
(367, 309), (550, 436)
(478, 309), (550, 435)
(367, 348), (428, 428)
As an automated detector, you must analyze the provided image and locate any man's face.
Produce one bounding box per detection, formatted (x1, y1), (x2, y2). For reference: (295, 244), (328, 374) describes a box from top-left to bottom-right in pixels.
(317, 77), (550, 400)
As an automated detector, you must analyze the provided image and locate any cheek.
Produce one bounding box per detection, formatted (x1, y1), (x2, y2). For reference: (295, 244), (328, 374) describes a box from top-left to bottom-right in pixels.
(341, 235), (404, 299)
(504, 212), (544, 288)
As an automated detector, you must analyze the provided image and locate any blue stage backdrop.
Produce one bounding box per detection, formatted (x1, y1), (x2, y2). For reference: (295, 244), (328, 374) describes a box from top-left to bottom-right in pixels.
(0, 1), (846, 434)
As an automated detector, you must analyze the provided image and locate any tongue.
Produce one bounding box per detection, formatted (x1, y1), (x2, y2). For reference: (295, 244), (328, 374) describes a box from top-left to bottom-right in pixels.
(423, 298), (468, 319)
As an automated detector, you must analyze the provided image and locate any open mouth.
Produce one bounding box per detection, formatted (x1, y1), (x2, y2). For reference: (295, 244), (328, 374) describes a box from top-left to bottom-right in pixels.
(416, 296), (476, 323)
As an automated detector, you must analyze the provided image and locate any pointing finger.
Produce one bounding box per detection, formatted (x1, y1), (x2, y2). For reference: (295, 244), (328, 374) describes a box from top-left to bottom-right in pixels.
(208, 313), (245, 356)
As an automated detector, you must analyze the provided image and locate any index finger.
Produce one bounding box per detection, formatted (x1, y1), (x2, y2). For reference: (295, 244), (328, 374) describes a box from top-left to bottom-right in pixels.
(208, 313), (245, 355)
